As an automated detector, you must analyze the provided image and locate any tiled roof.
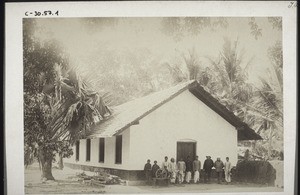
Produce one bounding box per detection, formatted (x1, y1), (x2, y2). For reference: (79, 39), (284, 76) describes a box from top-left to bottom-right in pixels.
(88, 80), (262, 140)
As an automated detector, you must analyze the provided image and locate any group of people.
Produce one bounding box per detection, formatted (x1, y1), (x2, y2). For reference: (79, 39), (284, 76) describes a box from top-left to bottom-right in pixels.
(202, 156), (232, 184)
(144, 155), (232, 185)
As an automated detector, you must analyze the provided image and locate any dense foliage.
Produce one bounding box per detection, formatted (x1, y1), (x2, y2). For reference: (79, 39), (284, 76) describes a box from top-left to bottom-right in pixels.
(235, 160), (276, 185)
(24, 19), (111, 179)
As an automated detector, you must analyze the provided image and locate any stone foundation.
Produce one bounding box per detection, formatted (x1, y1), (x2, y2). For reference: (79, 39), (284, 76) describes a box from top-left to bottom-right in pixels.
(64, 163), (145, 180)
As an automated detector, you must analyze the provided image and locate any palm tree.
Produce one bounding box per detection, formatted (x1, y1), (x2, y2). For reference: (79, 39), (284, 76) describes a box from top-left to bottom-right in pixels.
(165, 48), (210, 85)
(23, 19), (112, 180)
(207, 38), (283, 160)
(182, 48), (202, 80)
(246, 42), (283, 159)
(38, 64), (111, 179)
(35, 65), (110, 179)
(206, 37), (254, 116)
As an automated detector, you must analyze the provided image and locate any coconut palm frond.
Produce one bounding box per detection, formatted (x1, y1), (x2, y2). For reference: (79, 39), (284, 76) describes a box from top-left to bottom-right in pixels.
(255, 77), (283, 117)
(50, 102), (81, 140)
(206, 56), (230, 88)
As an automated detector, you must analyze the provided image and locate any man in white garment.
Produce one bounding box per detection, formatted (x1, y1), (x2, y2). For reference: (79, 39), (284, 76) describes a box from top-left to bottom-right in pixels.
(169, 158), (178, 184)
(161, 156), (171, 172)
(224, 157), (232, 184)
(193, 155), (201, 183)
(177, 158), (186, 184)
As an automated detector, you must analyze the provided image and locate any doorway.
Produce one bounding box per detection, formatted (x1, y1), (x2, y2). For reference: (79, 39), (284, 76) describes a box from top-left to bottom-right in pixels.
(176, 141), (196, 162)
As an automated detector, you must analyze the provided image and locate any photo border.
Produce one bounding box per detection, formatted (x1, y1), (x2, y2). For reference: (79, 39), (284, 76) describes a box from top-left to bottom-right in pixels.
(5, 1), (297, 195)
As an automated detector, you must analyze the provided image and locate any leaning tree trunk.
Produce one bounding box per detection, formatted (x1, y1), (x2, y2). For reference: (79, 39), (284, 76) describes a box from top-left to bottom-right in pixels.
(38, 147), (55, 180)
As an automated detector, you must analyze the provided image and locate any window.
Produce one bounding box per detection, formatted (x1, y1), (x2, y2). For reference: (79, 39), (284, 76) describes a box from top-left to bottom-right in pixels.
(86, 139), (91, 161)
(75, 140), (80, 161)
(115, 135), (122, 164)
(99, 138), (105, 163)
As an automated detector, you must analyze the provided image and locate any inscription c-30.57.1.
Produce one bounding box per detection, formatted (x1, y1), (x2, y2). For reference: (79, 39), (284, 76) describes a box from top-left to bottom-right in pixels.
(25, 10), (59, 17)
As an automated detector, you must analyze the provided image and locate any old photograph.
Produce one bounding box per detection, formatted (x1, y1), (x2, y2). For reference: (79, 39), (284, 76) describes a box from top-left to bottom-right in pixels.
(4, 1), (297, 195)
(22, 16), (284, 194)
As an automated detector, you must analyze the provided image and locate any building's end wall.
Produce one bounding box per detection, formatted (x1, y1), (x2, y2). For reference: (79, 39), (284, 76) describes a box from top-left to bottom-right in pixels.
(129, 90), (238, 170)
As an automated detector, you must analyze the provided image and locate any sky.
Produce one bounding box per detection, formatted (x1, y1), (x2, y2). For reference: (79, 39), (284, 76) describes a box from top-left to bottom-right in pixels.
(34, 17), (282, 85)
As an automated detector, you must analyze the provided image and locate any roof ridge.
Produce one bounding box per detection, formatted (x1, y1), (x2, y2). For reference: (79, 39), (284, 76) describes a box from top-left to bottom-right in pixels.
(89, 79), (262, 140)
(113, 80), (197, 110)
(88, 80), (197, 137)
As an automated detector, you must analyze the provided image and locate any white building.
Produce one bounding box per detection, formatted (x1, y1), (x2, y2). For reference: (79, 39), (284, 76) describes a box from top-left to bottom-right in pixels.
(64, 80), (261, 180)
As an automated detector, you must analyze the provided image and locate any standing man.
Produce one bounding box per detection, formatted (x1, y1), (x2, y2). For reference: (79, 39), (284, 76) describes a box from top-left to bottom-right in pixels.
(169, 158), (178, 184)
(224, 157), (232, 184)
(214, 157), (224, 184)
(144, 159), (152, 185)
(162, 156), (171, 172)
(193, 155), (201, 183)
(177, 158), (186, 184)
(203, 156), (214, 183)
(152, 160), (160, 178)
(151, 160), (160, 186)
(185, 156), (193, 184)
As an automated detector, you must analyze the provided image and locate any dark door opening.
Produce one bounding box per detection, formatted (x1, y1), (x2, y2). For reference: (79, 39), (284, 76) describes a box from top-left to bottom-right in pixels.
(177, 142), (196, 162)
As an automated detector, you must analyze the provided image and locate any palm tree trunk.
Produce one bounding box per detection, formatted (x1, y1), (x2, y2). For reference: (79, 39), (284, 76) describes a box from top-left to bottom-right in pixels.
(54, 69), (64, 170)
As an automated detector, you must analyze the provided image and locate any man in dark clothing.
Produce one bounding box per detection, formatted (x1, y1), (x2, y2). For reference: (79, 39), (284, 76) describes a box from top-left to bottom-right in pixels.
(203, 156), (214, 183)
(185, 156), (193, 184)
(144, 159), (152, 185)
(152, 160), (160, 178)
(151, 160), (160, 186)
(214, 157), (224, 184)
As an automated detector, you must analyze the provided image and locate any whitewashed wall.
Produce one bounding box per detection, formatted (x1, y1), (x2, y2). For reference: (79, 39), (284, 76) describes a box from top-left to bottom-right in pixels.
(65, 90), (238, 171)
(129, 90), (238, 170)
(64, 129), (131, 170)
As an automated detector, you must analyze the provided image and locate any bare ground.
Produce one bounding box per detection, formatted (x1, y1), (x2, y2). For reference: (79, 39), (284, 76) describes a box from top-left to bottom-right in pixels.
(25, 163), (283, 194)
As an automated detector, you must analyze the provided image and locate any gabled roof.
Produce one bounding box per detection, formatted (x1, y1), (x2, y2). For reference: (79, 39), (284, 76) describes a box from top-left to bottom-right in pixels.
(88, 80), (262, 140)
